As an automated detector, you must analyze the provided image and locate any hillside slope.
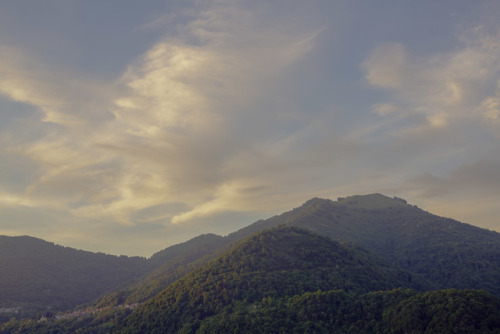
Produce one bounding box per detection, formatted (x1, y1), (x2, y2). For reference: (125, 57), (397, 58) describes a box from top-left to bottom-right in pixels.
(0, 236), (149, 314)
(96, 233), (227, 307)
(122, 226), (431, 333)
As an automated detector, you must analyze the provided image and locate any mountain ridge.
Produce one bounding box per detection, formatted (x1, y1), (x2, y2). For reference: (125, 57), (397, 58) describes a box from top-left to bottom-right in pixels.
(4, 194), (500, 332)
(4, 193), (500, 315)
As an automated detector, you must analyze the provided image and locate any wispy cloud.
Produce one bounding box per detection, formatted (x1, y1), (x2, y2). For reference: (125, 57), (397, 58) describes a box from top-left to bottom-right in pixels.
(0, 0), (324, 231)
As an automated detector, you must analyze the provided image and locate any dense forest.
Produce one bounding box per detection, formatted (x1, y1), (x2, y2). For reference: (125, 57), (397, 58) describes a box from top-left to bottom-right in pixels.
(3, 288), (500, 333)
(197, 289), (500, 334)
(120, 226), (430, 333)
(3, 194), (500, 332)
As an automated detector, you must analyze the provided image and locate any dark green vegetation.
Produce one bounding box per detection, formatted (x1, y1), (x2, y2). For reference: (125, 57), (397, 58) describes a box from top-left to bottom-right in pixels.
(4, 289), (500, 333)
(121, 226), (429, 333)
(95, 233), (226, 308)
(198, 289), (500, 334)
(3, 194), (500, 332)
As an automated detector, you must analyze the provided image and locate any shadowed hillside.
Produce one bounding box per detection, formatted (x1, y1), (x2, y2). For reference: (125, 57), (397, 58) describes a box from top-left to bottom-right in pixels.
(0, 236), (149, 315)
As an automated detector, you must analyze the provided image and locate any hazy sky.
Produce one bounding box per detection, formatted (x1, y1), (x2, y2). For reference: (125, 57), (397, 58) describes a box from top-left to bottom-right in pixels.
(1, 0), (500, 256)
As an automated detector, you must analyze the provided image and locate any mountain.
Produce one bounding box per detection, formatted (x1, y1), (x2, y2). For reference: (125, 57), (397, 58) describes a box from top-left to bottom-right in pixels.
(4, 193), (500, 331)
(94, 193), (500, 309)
(4, 226), (499, 333)
(0, 232), (230, 319)
(4, 214), (500, 333)
(230, 193), (500, 295)
(0, 236), (150, 315)
(120, 226), (431, 333)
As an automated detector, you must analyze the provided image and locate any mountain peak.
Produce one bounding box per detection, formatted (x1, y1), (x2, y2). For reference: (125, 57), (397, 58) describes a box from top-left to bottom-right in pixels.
(336, 193), (408, 210)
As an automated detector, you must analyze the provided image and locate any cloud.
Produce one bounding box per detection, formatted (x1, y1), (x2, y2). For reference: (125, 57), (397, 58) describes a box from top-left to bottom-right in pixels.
(89, 3), (325, 224)
(362, 27), (500, 131)
(2, 1), (500, 255)
(353, 27), (500, 226)
(0, 0), (327, 230)
(362, 43), (409, 90)
(0, 46), (110, 128)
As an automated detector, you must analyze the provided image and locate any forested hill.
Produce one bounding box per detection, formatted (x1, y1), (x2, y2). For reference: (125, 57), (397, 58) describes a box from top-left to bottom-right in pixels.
(120, 226), (431, 333)
(95, 233), (227, 308)
(0, 236), (150, 314)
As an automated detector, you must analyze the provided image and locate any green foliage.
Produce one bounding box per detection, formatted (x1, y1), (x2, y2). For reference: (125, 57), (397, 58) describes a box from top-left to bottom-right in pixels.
(197, 289), (500, 334)
(94, 233), (229, 308)
(120, 226), (430, 333)
(5, 289), (500, 333)
(0, 308), (132, 334)
(385, 289), (500, 333)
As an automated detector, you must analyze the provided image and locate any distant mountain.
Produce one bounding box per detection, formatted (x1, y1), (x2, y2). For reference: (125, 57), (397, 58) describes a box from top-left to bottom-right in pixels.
(120, 226), (431, 333)
(0, 236), (150, 315)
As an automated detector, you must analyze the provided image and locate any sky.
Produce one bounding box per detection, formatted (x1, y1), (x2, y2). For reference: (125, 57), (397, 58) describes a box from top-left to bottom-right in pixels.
(1, 0), (500, 256)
